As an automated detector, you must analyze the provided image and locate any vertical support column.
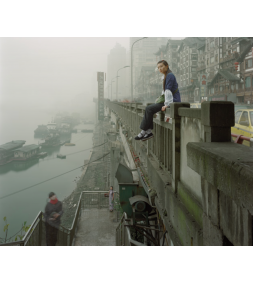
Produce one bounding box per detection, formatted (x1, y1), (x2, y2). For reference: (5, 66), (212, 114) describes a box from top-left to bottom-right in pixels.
(171, 102), (190, 194)
(135, 103), (142, 135)
(39, 213), (42, 246)
(200, 101), (234, 246)
(110, 146), (120, 193)
(201, 101), (234, 142)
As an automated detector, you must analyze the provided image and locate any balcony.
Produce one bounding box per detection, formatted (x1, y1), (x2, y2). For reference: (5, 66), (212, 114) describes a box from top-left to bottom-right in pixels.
(196, 64), (206, 72)
(220, 52), (239, 64)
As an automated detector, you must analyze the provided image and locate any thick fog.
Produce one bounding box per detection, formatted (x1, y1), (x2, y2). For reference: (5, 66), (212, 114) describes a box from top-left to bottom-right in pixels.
(0, 37), (129, 118)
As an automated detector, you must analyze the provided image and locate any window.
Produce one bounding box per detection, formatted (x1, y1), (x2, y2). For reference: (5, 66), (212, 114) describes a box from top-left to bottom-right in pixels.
(239, 111), (249, 126)
(191, 67), (196, 72)
(207, 59), (209, 65)
(215, 54), (218, 62)
(211, 56), (215, 63)
(245, 77), (251, 89)
(210, 41), (215, 48)
(191, 54), (198, 60)
(220, 86), (223, 92)
(236, 83), (239, 90)
(245, 59), (253, 69)
(211, 87), (214, 94)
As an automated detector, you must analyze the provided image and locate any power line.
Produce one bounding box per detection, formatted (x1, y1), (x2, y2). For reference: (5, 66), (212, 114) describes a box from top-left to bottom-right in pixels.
(0, 152), (110, 200)
(39, 141), (108, 161)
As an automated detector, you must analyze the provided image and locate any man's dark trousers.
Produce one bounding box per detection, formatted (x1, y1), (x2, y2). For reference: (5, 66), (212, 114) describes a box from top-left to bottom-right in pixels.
(45, 222), (58, 246)
(140, 103), (164, 131)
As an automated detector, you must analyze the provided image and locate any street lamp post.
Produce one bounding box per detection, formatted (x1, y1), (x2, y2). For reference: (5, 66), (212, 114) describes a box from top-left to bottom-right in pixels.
(111, 80), (115, 100)
(116, 65), (130, 101)
(131, 37), (148, 102)
(111, 76), (119, 101)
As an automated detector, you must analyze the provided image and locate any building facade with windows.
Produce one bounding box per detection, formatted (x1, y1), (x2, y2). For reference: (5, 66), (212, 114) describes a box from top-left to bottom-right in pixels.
(205, 37), (253, 104)
(177, 37), (205, 102)
(130, 37), (168, 98)
(107, 43), (127, 100)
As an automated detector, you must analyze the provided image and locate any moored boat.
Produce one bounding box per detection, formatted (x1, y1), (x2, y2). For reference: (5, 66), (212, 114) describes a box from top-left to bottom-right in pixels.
(57, 154), (66, 159)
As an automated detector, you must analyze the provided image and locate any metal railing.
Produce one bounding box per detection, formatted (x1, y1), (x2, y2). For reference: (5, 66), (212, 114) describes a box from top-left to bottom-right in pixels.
(231, 133), (253, 147)
(106, 101), (173, 173)
(0, 190), (119, 246)
(116, 213), (146, 246)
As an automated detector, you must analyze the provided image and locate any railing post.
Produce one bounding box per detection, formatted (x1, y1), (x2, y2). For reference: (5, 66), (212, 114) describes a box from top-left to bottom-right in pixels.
(39, 213), (42, 246)
(170, 102), (190, 194)
(201, 101), (234, 142)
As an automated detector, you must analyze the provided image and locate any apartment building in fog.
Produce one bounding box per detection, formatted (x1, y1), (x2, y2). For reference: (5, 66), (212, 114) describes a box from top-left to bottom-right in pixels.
(107, 43), (127, 100)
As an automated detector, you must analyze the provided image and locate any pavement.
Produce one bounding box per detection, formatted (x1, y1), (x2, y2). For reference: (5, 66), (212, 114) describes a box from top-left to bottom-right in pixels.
(74, 208), (118, 246)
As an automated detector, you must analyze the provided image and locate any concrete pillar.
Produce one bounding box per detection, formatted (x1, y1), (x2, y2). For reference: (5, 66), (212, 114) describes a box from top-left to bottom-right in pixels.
(110, 146), (120, 193)
(201, 101), (234, 142)
(170, 102), (190, 194)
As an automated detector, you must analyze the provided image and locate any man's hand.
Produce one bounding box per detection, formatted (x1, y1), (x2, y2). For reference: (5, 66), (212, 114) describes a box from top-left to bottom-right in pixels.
(54, 213), (60, 219)
(161, 106), (168, 111)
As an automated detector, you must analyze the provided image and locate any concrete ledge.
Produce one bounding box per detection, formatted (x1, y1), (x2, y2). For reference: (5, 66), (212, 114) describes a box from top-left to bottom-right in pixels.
(171, 102), (190, 119)
(178, 108), (201, 119)
(187, 142), (253, 212)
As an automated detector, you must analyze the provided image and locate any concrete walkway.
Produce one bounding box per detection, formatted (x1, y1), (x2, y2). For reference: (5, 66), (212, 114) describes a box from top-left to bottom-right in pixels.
(74, 208), (118, 246)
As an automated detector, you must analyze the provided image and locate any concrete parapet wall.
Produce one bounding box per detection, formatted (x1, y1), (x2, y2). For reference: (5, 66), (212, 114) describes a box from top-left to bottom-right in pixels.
(180, 116), (202, 202)
(187, 142), (253, 245)
(105, 100), (253, 246)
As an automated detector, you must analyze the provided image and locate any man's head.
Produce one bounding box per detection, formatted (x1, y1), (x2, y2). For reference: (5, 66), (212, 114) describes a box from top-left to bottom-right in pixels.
(49, 192), (56, 200)
(157, 60), (169, 74)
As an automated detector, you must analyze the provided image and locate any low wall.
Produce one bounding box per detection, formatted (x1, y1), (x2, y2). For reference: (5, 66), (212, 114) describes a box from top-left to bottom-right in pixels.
(105, 100), (253, 246)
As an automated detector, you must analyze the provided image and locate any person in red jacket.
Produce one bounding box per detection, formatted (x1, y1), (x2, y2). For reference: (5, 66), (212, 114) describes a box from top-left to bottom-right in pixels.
(44, 192), (63, 246)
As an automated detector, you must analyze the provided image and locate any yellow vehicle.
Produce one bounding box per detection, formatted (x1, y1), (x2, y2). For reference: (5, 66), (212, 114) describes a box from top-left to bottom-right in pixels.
(190, 103), (201, 109)
(231, 109), (253, 146)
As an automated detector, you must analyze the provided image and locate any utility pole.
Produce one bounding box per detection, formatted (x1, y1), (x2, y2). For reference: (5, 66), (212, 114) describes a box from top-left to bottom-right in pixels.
(116, 66), (130, 101)
(131, 37), (148, 102)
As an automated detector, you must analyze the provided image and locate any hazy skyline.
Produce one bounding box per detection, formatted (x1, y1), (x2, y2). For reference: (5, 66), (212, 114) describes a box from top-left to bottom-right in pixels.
(0, 37), (130, 115)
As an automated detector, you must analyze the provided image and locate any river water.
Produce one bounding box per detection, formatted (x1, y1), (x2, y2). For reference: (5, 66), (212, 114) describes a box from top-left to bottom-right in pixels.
(0, 109), (94, 240)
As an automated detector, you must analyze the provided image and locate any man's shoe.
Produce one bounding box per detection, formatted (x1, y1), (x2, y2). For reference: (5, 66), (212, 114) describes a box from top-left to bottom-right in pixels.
(141, 133), (153, 141)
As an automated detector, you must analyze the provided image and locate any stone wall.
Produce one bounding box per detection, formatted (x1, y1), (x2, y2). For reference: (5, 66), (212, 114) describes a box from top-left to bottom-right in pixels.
(105, 101), (253, 245)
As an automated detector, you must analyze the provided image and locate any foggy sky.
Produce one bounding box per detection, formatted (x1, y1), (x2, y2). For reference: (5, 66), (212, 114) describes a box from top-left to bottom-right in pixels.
(0, 37), (130, 115)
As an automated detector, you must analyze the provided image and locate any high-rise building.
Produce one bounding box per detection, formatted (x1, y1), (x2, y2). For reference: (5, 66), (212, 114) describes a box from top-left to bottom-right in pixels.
(130, 37), (168, 97)
(107, 43), (127, 100)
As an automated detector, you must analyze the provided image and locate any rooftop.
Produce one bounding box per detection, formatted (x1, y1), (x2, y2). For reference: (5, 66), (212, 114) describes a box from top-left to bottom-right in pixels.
(210, 69), (240, 85)
(178, 37), (205, 52)
(0, 140), (26, 151)
(13, 144), (39, 153)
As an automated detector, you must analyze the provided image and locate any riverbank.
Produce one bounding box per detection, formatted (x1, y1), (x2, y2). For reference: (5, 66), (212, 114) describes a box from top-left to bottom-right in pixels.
(61, 121), (110, 228)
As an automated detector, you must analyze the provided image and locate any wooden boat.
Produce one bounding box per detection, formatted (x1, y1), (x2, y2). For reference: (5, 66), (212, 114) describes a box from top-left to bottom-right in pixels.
(37, 152), (48, 158)
(64, 143), (75, 146)
(81, 129), (93, 133)
(57, 154), (66, 159)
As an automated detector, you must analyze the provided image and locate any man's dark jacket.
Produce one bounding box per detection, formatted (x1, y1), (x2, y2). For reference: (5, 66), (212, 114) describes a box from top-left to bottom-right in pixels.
(44, 201), (63, 228)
